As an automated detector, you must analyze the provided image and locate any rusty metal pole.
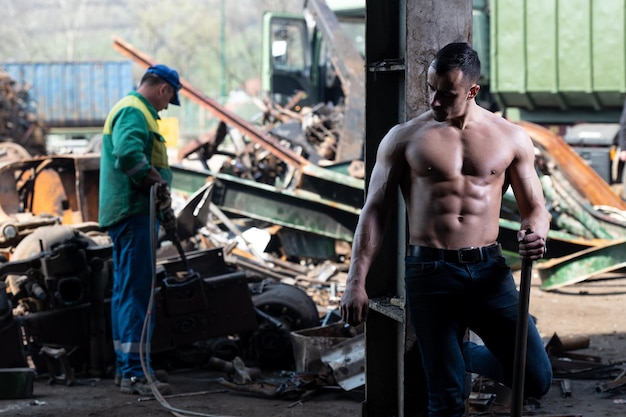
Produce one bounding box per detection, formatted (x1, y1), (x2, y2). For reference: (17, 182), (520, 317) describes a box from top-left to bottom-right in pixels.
(511, 258), (533, 417)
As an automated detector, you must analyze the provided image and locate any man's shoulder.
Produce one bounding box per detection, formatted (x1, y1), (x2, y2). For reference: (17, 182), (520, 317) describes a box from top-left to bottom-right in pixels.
(409, 110), (434, 125)
(391, 113), (433, 135)
(476, 108), (526, 136)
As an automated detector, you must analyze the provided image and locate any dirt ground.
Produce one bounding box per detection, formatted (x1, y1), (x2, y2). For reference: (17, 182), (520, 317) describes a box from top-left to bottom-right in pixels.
(3, 268), (626, 417)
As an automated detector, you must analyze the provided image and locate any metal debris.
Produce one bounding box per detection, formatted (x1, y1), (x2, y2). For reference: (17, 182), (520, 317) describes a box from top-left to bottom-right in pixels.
(0, 70), (48, 157)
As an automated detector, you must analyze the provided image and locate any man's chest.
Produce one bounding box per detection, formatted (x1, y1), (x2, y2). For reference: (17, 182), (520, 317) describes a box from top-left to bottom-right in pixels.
(405, 134), (512, 179)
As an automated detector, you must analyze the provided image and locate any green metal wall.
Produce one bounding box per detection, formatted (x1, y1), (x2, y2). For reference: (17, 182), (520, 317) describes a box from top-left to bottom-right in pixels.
(490, 0), (626, 112)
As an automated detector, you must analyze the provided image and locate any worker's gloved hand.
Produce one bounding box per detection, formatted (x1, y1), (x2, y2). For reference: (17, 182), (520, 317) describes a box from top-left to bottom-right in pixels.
(155, 183), (172, 212)
(155, 184), (177, 234)
(140, 167), (167, 192)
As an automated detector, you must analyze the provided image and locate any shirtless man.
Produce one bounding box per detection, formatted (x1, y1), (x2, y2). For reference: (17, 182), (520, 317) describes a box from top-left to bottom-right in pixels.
(340, 42), (553, 416)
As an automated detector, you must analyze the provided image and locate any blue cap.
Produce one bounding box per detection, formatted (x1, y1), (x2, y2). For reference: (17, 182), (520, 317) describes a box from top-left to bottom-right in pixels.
(146, 64), (181, 106)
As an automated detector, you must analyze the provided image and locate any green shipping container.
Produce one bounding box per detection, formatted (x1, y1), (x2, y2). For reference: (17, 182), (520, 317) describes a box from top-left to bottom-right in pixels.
(490, 0), (626, 113)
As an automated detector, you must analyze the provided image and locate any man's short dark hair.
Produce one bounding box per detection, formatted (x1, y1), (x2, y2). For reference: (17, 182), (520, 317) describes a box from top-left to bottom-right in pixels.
(432, 42), (481, 86)
(140, 72), (168, 87)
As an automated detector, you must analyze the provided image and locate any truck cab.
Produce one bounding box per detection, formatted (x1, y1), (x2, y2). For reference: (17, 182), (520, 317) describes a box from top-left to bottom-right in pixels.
(261, 0), (365, 110)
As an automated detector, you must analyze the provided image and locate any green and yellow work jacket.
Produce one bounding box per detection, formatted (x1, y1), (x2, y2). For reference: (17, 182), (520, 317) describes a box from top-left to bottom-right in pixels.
(98, 91), (172, 228)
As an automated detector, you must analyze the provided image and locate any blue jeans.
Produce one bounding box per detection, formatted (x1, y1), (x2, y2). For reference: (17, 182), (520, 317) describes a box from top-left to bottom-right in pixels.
(405, 250), (552, 417)
(108, 214), (159, 379)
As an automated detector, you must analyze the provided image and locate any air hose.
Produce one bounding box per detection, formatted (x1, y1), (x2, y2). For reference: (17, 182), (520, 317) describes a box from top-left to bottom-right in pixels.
(137, 183), (236, 417)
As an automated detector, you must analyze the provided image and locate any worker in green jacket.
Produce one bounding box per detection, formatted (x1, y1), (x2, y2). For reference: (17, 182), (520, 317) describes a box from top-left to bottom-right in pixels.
(99, 64), (181, 396)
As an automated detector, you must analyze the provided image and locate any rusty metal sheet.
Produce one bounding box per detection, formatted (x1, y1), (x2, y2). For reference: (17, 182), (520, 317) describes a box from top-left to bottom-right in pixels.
(0, 154), (101, 257)
(321, 332), (365, 391)
(517, 120), (626, 211)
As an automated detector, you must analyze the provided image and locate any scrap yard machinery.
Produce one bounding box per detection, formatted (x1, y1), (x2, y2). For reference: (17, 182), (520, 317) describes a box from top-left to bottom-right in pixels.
(0, 154), (321, 379)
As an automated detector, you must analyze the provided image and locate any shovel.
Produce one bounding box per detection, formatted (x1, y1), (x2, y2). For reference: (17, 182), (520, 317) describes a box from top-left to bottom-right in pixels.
(510, 257), (533, 417)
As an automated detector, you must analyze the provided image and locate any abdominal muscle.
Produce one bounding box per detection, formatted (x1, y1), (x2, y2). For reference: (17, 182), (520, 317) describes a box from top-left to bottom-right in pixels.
(406, 176), (503, 249)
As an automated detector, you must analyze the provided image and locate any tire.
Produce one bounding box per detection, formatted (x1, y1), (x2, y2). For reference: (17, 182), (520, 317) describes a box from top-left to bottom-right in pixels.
(246, 282), (320, 369)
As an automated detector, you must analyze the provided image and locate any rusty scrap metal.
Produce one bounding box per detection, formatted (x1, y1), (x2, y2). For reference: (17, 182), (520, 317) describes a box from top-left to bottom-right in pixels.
(518, 120), (626, 211)
(320, 332), (365, 391)
(0, 70), (48, 157)
(176, 120), (228, 167)
(545, 333), (611, 380)
(0, 154), (102, 258)
(304, 0), (365, 162)
(546, 333), (591, 354)
(208, 356), (261, 384)
(596, 368), (626, 393)
(467, 392), (496, 410)
(559, 378), (572, 397)
(549, 350), (622, 380)
(547, 167), (616, 239)
(218, 370), (331, 400)
(39, 346), (76, 386)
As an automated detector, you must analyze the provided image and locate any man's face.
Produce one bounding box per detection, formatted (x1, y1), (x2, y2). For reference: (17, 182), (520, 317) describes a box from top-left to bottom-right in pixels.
(154, 83), (176, 112)
(427, 66), (478, 122)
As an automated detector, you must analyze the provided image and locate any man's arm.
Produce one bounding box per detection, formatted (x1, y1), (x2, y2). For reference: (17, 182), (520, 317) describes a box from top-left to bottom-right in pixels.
(111, 107), (166, 190)
(507, 126), (550, 260)
(340, 126), (404, 325)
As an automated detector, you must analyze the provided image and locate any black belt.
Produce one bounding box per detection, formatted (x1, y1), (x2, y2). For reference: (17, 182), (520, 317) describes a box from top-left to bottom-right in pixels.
(408, 243), (502, 264)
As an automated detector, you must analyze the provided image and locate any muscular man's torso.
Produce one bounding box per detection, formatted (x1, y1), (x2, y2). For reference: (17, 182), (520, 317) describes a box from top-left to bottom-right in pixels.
(400, 111), (518, 249)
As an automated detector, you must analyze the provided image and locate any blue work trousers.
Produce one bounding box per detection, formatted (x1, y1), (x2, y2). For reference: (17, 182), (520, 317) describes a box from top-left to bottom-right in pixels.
(108, 214), (159, 379)
(405, 253), (552, 417)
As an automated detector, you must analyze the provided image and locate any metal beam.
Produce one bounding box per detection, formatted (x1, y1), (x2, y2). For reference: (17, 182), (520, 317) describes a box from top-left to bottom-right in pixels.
(170, 165), (359, 243)
(538, 239), (626, 291)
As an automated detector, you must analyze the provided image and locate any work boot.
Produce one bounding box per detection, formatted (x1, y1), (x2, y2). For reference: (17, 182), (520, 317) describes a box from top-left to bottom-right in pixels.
(114, 369), (169, 386)
(120, 376), (173, 396)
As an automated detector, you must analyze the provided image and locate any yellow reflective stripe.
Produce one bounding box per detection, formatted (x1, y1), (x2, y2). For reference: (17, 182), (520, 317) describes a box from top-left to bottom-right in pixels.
(103, 95), (159, 135)
(103, 95), (168, 169)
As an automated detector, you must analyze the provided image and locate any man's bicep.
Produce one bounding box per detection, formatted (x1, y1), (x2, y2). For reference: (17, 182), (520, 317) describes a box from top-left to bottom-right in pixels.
(367, 140), (403, 205)
(509, 143), (545, 213)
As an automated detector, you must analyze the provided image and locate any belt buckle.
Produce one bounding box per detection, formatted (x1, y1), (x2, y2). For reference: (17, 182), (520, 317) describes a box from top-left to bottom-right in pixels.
(458, 246), (481, 263)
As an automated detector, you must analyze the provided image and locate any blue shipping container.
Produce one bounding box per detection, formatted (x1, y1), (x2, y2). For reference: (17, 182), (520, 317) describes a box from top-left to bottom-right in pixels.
(2, 61), (134, 128)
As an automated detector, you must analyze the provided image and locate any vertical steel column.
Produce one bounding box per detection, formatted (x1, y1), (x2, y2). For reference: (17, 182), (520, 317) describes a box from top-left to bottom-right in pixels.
(363, 0), (409, 415)
(363, 1), (474, 416)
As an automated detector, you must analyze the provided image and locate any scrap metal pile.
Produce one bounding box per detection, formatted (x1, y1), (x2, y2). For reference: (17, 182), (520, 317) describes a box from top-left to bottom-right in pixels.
(0, 151), (355, 396)
(259, 93), (348, 164)
(502, 122), (626, 291)
(0, 69), (48, 157)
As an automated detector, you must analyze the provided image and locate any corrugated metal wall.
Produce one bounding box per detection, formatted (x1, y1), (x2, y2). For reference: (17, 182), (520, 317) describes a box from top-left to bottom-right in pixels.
(490, 0), (626, 111)
(2, 61), (134, 128)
